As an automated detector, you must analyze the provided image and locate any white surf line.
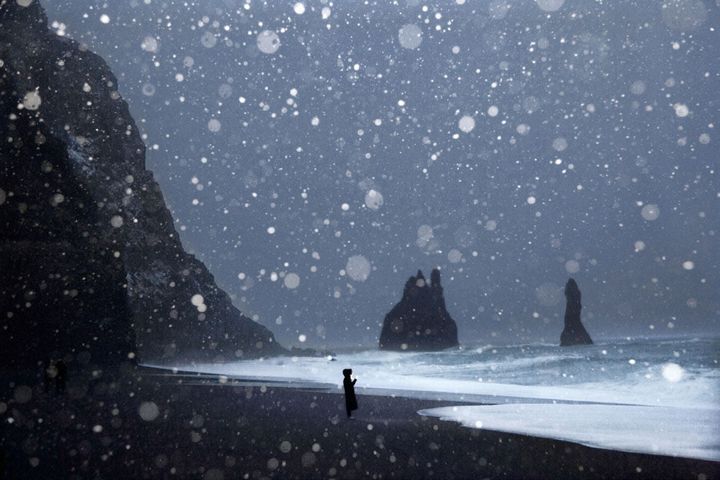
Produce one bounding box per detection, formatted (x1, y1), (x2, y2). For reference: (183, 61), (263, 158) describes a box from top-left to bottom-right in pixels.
(140, 365), (340, 390)
(418, 403), (720, 462)
(143, 362), (709, 409)
(144, 362), (720, 461)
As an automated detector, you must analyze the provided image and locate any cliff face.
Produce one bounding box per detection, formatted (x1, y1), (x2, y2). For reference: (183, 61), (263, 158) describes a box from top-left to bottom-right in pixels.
(560, 278), (593, 346)
(379, 268), (459, 351)
(0, 0), (284, 367)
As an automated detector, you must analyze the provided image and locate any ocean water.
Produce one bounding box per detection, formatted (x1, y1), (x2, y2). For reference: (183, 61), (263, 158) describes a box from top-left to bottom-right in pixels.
(342, 336), (720, 407)
(154, 336), (720, 460)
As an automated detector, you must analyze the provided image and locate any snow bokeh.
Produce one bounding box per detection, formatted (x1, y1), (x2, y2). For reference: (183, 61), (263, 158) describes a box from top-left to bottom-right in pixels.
(39, 0), (720, 348)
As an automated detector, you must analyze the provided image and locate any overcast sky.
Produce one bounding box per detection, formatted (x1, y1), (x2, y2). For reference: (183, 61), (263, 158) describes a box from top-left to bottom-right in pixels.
(41, 0), (719, 348)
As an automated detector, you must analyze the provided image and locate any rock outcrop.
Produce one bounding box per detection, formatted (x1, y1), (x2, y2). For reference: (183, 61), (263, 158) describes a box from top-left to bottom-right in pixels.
(0, 0), (285, 367)
(379, 268), (459, 351)
(560, 278), (593, 346)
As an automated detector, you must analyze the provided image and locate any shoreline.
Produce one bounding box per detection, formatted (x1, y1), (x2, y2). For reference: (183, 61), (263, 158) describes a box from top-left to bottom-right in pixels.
(144, 365), (720, 462)
(2, 366), (718, 479)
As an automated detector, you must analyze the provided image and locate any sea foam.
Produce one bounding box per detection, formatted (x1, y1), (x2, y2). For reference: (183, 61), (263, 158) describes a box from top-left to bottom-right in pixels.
(149, 337), (720, 460)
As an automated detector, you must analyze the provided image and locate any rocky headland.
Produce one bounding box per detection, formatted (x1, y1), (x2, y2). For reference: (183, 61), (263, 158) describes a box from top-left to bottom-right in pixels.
(560, 278), (593, 346)
(0, 0), (285, 368)
(379, 268), (459, 351)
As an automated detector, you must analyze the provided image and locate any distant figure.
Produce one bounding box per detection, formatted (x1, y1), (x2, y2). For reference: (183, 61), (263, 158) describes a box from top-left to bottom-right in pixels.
(55, 360), (68, 394)
(342, 369), (358, 418)
(43, 358), (55, 393)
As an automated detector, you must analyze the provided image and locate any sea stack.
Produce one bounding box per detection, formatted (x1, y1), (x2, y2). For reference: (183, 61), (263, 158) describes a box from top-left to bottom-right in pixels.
(379, 268), (459, 351)
(560, 278), (593, 346)
(0, 2), (285, 367)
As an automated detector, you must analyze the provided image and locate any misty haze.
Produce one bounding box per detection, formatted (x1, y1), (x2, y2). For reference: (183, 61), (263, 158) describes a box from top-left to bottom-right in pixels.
(1, 0), (718, 478)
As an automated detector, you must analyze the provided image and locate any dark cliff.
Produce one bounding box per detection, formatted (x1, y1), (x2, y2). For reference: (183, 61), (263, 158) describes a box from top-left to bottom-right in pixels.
(379, 268), (459, 351)
(559, 278), (593, 346)
(0, 0), (285, 367)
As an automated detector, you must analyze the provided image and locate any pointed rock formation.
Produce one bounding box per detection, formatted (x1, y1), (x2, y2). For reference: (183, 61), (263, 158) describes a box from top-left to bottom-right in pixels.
(379, 268), (459, 351)
(0, 1), (285, 367)
(560, 278), (593, 346)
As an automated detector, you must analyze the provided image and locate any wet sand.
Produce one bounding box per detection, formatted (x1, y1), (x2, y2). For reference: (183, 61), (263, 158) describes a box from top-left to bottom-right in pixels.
(1, 366), (718, 479)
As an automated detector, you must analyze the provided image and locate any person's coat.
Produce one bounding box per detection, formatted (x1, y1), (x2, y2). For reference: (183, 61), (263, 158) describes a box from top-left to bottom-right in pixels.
(343, 377), (358, 411)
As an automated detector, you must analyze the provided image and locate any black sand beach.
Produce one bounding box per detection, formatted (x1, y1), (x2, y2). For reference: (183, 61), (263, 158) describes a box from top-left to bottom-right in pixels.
(1, 367), (718, 479)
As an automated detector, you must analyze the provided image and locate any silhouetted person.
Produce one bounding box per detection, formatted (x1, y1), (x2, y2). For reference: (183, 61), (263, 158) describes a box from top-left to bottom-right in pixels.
(55, 360), (67, 394)
(42, 358), (55, 393)
(342, 369), (358, 418)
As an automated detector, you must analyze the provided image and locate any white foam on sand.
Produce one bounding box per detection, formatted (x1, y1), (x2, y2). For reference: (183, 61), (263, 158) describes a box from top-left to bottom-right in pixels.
(148, 343), (720, 462)
(418, 403), (720, 461)
(150, 352), (718, 409)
